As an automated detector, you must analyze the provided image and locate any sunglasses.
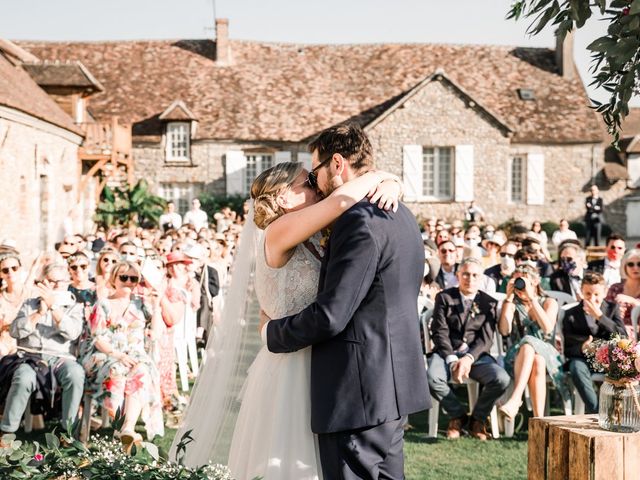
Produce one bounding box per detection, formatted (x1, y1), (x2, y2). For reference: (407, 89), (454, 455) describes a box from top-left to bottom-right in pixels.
(307, 153), (334, 189)
(500, 252), (514, 258)
(519, 256), (536, 262)
(47, 278), (69, 286)
(70, 264), (89, 271)
(101, 258), (117, 264)
(561, 257), (574, 263)
(1, 266), (19, 274)
(440, 248), (456, 254)
(627, 262), (640, 268)
(118, 274), (139, 284)
(609, 245), (625, 250)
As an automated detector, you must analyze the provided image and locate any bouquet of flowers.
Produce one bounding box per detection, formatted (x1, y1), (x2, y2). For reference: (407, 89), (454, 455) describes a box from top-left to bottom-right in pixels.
(588, 336), (640, 381)
(587, 336), (640, 432)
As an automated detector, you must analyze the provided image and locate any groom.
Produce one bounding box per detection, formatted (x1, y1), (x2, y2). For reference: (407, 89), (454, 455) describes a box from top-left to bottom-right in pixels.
(265, 123), (430, 479)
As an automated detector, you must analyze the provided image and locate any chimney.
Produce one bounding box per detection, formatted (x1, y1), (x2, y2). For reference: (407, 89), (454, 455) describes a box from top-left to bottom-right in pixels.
(215, 18), (230, 65)
(555, 29), (575, 80)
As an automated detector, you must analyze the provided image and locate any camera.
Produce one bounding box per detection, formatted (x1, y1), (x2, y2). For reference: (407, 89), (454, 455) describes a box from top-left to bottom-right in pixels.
(514, 277), (526, 290)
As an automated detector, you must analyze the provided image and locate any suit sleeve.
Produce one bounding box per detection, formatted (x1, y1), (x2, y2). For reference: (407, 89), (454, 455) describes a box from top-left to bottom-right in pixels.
(467, 300), (497, 360)
(207, 265), (220, 298)
(562, 310), (587, 358)
(266, 212), (378, 353)
(429, 293), (454, 358)
(597, 302), (627, 338)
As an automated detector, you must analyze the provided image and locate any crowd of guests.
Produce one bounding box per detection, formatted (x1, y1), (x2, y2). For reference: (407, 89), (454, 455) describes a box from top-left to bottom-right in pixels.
(0, 201), (243, 448)
(420, 216), (640, 440)
(1, 195), (640, 447)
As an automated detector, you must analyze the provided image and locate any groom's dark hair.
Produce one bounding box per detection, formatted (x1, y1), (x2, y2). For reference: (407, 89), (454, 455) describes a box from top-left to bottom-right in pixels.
(308, 123), (374, 172)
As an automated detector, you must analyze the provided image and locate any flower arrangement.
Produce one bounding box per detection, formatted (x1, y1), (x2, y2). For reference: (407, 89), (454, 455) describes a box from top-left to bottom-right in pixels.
(587, 336), (640, 432)
(0, 429), (234, 480)
(588, 336), (640, 381)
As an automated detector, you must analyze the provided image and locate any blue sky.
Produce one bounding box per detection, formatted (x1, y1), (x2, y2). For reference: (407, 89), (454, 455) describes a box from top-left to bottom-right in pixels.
(1, 0), (622, 103)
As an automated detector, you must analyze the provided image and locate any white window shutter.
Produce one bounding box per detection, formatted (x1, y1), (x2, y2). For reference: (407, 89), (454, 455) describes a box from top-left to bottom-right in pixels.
(454, 145), (474, 202)
(275, 151), (292, 164)
(298, 152), (313, 171)
(225, 150), (246, 195)
(402, 145), (423, 201)
(527, 153), (545, 205)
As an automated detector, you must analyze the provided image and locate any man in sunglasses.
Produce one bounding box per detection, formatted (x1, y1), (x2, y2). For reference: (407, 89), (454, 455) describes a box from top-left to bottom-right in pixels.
(1, 263), (85, 435)
(265, 123), (428, 479)
(550, 240), (587, 300)
(434, 239), (459, 290)
(587, 233), (626, 287)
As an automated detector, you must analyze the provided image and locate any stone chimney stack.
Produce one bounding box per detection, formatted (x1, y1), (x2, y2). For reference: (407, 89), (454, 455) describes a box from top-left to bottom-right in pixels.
(215, 18), (230, 65)
(555, 29), (575, 80)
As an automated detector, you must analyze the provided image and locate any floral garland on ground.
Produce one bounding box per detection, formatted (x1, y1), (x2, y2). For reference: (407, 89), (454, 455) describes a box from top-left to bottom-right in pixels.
(0, 430), (233, 480)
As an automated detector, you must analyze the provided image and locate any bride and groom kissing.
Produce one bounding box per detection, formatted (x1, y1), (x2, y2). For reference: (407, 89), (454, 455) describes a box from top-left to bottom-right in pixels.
(172, 123), (430, 479)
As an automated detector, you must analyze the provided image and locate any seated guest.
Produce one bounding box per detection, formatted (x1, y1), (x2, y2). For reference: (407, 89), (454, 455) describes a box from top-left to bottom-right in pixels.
(587, 233), (626, 288)
(529, 221), (549, 256)
(427, 257), (510, 440)
(497, 265), (567, 420)
(481, 230), (507, 269)
(551, 218), (577, 247)
(605, 248), (640, 340)
(83, 261), (164, 446)
(485, 240), (517, 293)
(0, 263), (85, 433)
(563, 272), (626, 413)
(521, 237), (553, 279)
(550, 240), (586, 299)
(463, 246), (496, 295)
(434, 240), (459, 290)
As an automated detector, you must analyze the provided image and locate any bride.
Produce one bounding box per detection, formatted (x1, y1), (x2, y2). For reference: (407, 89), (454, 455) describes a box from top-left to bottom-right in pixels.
(170, 161), (401, 479)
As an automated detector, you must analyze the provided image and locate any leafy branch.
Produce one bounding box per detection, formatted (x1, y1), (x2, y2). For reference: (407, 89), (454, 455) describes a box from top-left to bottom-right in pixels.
(508, 0), (640, 145)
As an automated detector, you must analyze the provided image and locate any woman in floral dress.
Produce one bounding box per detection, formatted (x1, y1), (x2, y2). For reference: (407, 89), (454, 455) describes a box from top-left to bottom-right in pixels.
(498, 264), (568, 419)
(83, 261), (164, 446)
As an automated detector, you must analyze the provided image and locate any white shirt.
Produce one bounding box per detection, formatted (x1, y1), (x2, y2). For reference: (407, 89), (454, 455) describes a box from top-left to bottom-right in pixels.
(603, 258), (621, 287)
(159, 212), (182, 230)
(552, 229), (578, 247)
(183, 208), (209, 231)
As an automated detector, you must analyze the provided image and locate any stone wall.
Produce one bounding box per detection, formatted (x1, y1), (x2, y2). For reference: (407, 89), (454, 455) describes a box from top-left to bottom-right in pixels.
(0, 112), (81, 256)
(367, 79), (606, 231)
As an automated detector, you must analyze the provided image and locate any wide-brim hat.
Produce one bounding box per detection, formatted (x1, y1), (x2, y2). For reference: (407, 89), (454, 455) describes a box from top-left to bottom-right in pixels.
(165, 251), (193, 265)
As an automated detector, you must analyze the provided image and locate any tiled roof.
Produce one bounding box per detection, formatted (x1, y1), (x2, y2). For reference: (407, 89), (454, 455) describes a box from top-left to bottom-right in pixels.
(22, 61), (104, 92)
(18, 39), (602, 144)
(159, 100), (197, 121)
(0, 50), (82, 135)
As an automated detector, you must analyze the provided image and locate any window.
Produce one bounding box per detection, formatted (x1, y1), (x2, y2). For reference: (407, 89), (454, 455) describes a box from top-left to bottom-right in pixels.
(166, 122), (190, 161)
(422, 147), (453, 200)
(158, 183), (200, 214)
(509, 156), (526, 203)
(245, 154), (273, 194)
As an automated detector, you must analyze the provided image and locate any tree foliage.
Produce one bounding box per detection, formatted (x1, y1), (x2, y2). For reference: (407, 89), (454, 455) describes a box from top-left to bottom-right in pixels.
(94, 179), (166, 228)
(508, 0), (640, 144)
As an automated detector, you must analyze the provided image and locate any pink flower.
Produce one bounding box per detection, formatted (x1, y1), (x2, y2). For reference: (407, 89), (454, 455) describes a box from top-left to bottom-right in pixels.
(596, 345), (610, 366)
(33, 453), (43, 462)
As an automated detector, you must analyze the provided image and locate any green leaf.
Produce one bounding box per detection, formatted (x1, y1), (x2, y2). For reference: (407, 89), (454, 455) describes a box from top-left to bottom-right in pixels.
(587, 36), (617, 52)
(44, 433), (59, 450)
(1, 434), (16, 444)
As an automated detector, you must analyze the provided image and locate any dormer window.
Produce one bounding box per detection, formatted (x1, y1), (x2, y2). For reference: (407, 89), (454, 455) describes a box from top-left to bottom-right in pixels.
(517, 88), (535, 101)
(166, 122), (190, 161)
(159, 100), (198, 163)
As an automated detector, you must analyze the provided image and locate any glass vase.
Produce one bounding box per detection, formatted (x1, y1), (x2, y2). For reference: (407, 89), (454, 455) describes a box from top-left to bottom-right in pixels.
(598, 377), (640, 433)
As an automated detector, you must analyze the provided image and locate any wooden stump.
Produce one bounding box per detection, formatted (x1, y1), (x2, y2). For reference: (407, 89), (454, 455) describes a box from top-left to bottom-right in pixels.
(528, 415), (640, 480)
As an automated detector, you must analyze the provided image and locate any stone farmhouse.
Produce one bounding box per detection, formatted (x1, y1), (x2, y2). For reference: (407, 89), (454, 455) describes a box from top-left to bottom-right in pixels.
(0, 39), (132, 254)
(19, 19), (627, 233)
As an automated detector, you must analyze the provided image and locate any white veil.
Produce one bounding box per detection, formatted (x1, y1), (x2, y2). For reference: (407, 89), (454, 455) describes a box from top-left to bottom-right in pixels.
(169, 203), (263, 467)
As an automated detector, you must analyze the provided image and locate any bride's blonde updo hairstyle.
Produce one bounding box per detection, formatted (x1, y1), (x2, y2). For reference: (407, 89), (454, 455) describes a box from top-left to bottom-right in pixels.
(251, 161), (304, 230)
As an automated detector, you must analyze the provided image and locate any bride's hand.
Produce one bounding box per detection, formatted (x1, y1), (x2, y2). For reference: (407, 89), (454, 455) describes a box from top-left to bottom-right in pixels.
(258, 309), (271, 334)
(367, 178), (402, 212)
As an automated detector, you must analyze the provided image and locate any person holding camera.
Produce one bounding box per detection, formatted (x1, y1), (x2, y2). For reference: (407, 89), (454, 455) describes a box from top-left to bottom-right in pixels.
(498, 264), (568, 420)
(0, 263), (85, 434)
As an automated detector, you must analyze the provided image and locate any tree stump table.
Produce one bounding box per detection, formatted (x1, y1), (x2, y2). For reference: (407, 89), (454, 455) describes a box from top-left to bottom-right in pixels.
(528, 415), (640, 480)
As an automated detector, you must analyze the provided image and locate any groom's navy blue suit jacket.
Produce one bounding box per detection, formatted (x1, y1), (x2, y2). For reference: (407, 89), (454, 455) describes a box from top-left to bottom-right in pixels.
(266, 200), (431, 434)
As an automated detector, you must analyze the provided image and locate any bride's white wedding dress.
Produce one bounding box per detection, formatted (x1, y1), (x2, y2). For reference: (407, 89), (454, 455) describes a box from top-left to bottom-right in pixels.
(227, 232), (323, 480)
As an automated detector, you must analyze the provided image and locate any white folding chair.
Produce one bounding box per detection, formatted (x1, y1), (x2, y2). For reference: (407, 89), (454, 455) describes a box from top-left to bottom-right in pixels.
(546, 290), (575, 308)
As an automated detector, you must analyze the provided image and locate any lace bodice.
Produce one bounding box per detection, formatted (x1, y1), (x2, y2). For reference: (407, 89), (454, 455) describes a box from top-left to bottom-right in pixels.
(255, 232), (323, 319)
